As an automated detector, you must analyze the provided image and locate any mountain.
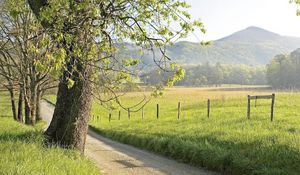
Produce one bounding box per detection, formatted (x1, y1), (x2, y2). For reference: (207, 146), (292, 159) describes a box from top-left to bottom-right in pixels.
(118, 26), (300, 65)
(218, 26), (281, 42)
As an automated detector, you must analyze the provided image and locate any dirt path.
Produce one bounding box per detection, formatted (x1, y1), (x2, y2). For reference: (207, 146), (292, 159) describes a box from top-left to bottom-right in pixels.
(41, 101), (219, 175)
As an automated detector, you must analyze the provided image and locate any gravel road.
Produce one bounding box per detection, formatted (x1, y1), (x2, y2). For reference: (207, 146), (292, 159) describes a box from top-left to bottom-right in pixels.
(41, 101), (219, 175)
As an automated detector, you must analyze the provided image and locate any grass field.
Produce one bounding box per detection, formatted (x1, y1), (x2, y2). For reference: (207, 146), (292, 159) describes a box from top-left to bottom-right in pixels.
(46, 87), (300, 175)
(0, 93), (99, 175)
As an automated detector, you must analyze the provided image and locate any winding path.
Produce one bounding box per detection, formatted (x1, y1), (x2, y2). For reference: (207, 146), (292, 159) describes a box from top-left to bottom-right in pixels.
(41, 101), (219, 175)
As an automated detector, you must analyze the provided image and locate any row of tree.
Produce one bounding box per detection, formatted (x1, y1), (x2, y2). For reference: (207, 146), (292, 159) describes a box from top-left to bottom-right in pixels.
(0, 1), (55, 125)
(3, 0), (297, 155)
(266, 48), (300, 89)
(0, 0), (203, 153)
(142, 63), (266, 86)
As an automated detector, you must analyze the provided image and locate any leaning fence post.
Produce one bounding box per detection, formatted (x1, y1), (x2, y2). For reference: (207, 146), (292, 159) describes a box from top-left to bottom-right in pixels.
(207, 99), (210, 118)
(156, 104), (159, 119)
(178, 102), (181, 119)
(271, 93), (275, 122)
(247, 95), (251, 119)
(142, 107), (144, 119)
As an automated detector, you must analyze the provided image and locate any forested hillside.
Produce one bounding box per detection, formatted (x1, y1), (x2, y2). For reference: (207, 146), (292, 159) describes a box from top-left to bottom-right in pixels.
(117, 26), (300, 66)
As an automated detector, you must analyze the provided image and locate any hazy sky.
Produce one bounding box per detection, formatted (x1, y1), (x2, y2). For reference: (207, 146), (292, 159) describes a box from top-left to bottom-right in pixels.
(184, 0), (300, 41)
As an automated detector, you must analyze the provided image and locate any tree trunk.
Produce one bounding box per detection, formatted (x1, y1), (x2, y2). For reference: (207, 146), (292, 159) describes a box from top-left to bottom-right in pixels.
(28, 0), (93, 153)
(8, 88), (17, 120)
(24, 73), (32, 124)
(17, 87), (23, 123)
(36, 86), (42, 121)
(24, 95), (31, 124)
(30, 81), (37, 125)
(44, 60), (92, 153)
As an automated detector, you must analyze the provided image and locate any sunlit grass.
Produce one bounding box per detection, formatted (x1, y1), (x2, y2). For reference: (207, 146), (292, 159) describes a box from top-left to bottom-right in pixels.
(46, 87), (300, 175)
(0, 93), (99, 175)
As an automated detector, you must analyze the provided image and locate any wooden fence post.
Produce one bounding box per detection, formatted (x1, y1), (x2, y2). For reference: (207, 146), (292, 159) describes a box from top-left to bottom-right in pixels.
(142, 107), (144, 119)
(118, 110), (121, 120)
(128, 108), (130, 119)
(109, 112), (112, 122)
(207, 99), (210, 118)
(156, 104), (159, 119)
(247, 95), (251, 119)
(271, 93), (275, 122)
(178, 102), (181, 119)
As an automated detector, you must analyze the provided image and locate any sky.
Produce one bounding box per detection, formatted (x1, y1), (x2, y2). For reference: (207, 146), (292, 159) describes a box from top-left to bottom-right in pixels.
(183, 0), (300, 42)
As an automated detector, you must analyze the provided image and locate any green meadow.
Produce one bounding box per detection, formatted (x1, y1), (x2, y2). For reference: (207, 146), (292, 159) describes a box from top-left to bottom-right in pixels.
(0, 93), (99, 175)
(47, 87), (300, 175)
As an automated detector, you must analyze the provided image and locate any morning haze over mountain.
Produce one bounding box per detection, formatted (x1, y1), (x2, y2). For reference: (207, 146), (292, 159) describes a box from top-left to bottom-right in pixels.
(120, 26), (300, 65)
(3, 1), (300, 175)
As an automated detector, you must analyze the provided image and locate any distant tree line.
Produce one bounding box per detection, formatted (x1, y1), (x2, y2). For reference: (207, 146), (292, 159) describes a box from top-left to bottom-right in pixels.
(142, 47), (300, 89)
(266, 48), (300, 89)
(142, 63), (267, 86)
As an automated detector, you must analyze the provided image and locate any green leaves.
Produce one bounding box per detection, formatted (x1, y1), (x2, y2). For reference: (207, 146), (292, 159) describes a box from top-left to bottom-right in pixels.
(26, 0), (207, 103)
(67, 78), (75, 88)
(122, 58), (141, 67)
(290, 0), (300, 15)
(6, 0), (28, 19)
(9, 10), (21, 19)
(35, 60), (45, 72)
(166, 63), (185, 87)
(151, 84), (164, 97)
(200, 40), (211, 46)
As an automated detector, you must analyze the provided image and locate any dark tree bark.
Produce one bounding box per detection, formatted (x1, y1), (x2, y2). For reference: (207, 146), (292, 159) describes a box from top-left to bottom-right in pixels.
(17, 87), (23, 123)
(45, 60), (92, 153)
(8, 87), (17, 120)
(28, 0), (93, 153)
(24, 95), (31, 124)
(29, 81), (37, 125)
(36, 86), (42, 121)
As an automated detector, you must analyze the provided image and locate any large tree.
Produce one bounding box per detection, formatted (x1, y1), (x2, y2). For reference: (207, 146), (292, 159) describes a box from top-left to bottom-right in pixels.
(27, 0), (205, 153)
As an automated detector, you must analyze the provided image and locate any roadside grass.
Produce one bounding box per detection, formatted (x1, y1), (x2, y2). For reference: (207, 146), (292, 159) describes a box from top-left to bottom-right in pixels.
(46, 87), (300, 175)
(0, 93), (99, 175)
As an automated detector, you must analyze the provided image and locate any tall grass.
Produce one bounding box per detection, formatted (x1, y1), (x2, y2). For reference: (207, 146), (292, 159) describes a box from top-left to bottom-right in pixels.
(0, 93), (99, 175)
(87, 88), (300, 175)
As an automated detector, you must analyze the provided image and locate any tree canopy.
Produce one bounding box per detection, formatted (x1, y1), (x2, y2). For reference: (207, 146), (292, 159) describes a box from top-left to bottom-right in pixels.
(267, 48), (300, 89)
(23, 0), (205, 152)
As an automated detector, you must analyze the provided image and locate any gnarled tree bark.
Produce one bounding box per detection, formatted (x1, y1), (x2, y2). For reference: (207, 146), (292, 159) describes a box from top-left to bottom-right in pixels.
(45, 60), (92, 152)
(28, 0), (93, 153)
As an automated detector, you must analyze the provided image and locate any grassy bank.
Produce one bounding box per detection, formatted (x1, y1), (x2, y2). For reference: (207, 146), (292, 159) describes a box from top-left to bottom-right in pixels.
(46, 87), (300, 175)
(0, 93), (99, 175)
